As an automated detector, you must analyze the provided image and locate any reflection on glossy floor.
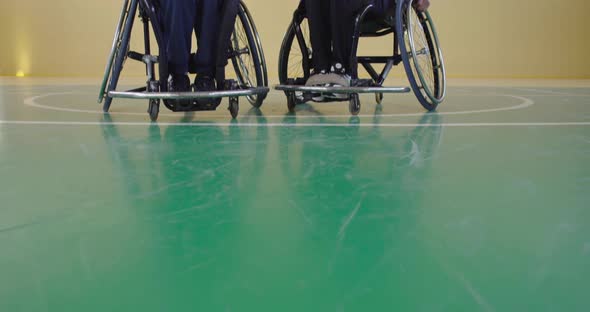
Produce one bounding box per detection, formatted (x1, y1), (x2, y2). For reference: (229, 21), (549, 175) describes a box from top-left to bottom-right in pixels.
(0, 79), (589, 311)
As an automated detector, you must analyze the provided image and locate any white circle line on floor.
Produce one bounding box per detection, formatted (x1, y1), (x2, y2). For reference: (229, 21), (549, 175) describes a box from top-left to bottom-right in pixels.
(23, 92), (535, 118)
(1, 120), (589, 128)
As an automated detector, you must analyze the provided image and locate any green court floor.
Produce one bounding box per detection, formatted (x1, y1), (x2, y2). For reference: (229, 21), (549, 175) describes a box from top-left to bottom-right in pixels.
(0, 79), (589, 311)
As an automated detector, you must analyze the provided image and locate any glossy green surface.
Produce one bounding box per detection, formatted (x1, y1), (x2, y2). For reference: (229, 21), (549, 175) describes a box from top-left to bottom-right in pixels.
(0, 82), (589, 311)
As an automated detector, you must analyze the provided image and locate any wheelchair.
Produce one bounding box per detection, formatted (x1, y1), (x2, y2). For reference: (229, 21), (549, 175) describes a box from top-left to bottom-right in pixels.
(275, 0), (446, 115)
(98, 0), (269, 121)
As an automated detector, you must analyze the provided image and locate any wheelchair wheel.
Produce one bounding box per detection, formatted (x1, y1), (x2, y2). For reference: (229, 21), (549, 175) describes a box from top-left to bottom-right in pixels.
(148, 99), (160, 122)
(287, 92), (298, 113)
(229, 97), (240, 119)
(98, 0), (131, 104)
(396, 0), (446, 111)
(278, 12), (312, 87)
(101, 0), (138, 112)
(375, 93), (384, 105)
(349, 94), (361, 116)
(230, 1), (268, 108)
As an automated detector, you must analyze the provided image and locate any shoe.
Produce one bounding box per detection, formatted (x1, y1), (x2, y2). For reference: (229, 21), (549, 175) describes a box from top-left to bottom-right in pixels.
(305, 70), (329, 101)
(305, 69), (352, 85)
(194, 75), (220, 106)
(168, 74), (191, 108)
(307, 73), (351, 100)
(327, 63), (351, 100)
(305, 70), (330, 86)
(324, 73), (352, 88)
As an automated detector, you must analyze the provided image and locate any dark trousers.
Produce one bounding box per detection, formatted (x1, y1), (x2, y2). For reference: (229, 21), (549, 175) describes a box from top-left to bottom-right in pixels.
(305, 0), (393, 74)
(160, 0), (238, 76)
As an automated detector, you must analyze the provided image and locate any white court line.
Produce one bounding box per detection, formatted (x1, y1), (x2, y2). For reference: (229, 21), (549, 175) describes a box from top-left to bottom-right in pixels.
(509, 87), (590, 97)
(0, 120), (588, 127)
(23, 92), (535, 118)
(515, 95), (590, 97)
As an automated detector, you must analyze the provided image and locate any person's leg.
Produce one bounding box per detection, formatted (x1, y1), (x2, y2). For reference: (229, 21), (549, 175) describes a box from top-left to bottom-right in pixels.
(304, 0), (369, 95)
(376, 0), (395, 16)
(160, 0), (196, 75)
(213, 0), (239, 79)
(305, 0), (332, 73)
(160, 0), (195, 107)
(193, 0), (238, 104)
(193, 0), (223, 77)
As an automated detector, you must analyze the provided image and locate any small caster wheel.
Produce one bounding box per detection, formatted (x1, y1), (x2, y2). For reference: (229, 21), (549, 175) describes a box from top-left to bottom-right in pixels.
(375, 93), (383, 105)
(229, 97), (239, 119)
(349, 93), (361, 116)
(148, 99), (160, 122)
(287, 92), (297, 113)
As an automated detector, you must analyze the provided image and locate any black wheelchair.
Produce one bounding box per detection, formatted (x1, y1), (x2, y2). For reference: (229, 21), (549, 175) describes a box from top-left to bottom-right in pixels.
(275, 0), (446, 115)
(98, 0), (269, 121)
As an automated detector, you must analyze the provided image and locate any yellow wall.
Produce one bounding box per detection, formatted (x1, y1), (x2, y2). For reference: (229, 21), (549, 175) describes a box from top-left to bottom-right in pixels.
(1, 0), (588, 79)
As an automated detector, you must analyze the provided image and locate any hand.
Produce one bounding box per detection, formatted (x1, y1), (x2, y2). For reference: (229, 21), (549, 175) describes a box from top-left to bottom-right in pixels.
(414, 0), (430, 12)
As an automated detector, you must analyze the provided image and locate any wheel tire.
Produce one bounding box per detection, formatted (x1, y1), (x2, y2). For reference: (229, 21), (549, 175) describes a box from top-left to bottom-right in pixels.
(102, 0), (139, 113)
(287, 92), (297, 113)
(148, 99), (160, 122)
(230, 1), (268, 108)
(103, 97), (113, 113)
(375, 93), (384, 105)
(229, 97), (239, 119)
(349, 94), (361, 116)
(396, 0), (446, 111)
(278, 13), (312, 85)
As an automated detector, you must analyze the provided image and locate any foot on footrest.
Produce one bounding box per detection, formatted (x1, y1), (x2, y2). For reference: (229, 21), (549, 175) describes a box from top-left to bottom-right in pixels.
(193, 75), (221, 107)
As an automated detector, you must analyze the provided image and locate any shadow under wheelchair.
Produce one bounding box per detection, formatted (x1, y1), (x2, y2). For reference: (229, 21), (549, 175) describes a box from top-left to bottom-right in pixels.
(99, 107), (444, 205)
(94, 103), (446, 308)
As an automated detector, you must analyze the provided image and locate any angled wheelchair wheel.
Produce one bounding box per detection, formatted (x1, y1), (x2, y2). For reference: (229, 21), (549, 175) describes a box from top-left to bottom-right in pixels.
(278, 11), (312, 87)
(101, 0), (138, 112)
(98, 0), (131, 105)
(230, 1), (268, 108)
(396, 0), (447, 111)
(278, 11), (312, 110)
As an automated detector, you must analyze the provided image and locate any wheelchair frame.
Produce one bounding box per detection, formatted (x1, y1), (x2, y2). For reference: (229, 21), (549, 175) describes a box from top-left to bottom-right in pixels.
(99, 0), (269, 121)
(276, 0), (446, 115)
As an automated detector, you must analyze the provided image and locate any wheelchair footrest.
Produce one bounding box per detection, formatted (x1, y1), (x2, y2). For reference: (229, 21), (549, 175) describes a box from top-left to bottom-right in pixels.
(274, 85), (411, 94)
(168, 102), (220, 112)
(108, 87), (269, 100)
